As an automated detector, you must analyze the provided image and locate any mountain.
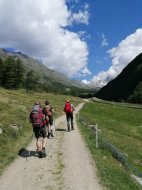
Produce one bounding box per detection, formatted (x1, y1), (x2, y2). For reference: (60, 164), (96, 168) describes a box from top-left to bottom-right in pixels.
(95, 52), (142, 103)
(0, 48), (83, 87)
(0, 48), (91, 93)
(89, 76), (112, 89)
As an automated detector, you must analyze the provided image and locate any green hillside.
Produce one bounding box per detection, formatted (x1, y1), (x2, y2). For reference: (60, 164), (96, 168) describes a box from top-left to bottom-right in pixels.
(0, 48), (95, 96)
(95, 53), (142, 104)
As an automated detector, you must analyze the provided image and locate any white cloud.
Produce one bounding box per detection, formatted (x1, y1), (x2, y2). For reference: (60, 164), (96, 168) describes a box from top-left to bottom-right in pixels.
(67, 0), (80, 4)
(0, 0), (90, 78)
(82, 79), (90, 84)
(101, 33), (108, 47)
(42, 30), (89, 77)
(91, 28), (142, 87)
(80, 66), (91, 76)
(68, 3), (89, 25)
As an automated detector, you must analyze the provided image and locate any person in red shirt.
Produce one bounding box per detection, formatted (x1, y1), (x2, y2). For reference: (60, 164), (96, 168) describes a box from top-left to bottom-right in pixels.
(63, 100), (75, 132)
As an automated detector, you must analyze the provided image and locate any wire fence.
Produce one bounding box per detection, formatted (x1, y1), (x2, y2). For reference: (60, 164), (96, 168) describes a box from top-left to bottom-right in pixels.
(78, 116), (142, 183)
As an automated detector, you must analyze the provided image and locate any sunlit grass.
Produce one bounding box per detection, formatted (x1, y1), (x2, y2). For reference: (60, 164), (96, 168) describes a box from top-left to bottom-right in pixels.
(78, 102), (142, 190)
(0, 87), (82, 175)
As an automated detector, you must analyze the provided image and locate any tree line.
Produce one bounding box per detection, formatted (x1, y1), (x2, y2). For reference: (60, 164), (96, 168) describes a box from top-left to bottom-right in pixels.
(0, 56), (97, 96)
(0, 57), (43, 92)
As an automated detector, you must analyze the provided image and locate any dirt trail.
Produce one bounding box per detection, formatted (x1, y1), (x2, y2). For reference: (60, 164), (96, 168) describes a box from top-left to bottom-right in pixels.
(0, 103), (102, 190)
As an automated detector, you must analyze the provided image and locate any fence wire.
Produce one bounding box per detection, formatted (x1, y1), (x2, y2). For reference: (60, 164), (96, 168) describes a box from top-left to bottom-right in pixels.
(78, 117), (142, 178)
(98, 132), (142, 178)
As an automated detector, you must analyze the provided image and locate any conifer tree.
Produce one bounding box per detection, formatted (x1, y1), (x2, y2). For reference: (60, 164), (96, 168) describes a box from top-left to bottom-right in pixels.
(3, 57), (16, 89)
(14, 58), (25, 89)
(25, 70), (40, 92)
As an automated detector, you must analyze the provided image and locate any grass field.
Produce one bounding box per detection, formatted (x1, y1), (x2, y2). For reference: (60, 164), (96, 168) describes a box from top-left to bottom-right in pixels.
(1, 87), (142, 189)
(78, 101), (142, 190)
(0, 87), (82, 175)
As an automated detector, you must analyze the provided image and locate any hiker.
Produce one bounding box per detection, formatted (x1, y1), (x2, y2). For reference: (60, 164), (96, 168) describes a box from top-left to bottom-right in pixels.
(30, 101), (47, 158)
(43, 100), (54, 138)
(64, 100), (75, 132)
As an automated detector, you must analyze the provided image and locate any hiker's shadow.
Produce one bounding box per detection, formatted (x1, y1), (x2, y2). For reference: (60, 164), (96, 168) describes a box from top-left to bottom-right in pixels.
(55, 128), (67, 132)
(18, 148), (38, 158)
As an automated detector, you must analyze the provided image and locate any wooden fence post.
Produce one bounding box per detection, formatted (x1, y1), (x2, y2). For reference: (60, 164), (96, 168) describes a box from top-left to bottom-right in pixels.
(95, 124), (99, 149)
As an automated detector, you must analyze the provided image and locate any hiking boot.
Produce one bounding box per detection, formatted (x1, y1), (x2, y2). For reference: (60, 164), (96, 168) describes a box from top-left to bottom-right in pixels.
(47, 132), (50, 138)
(41, 151), (47, 157)
(71, 127), (74, 130)
(50, 130), (54, 137)
(67, 127), (70, 132)
(41, 148), (47, 157)
(38, 151), (43, 158)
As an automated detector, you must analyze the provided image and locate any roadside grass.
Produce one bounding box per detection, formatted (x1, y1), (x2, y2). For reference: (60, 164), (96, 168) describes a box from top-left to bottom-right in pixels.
(0, 87), (82, 175)
(77, 101), (142, 190)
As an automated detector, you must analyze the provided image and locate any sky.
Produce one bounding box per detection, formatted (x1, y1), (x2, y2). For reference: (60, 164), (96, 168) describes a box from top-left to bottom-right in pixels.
(0, 0), (142, 87)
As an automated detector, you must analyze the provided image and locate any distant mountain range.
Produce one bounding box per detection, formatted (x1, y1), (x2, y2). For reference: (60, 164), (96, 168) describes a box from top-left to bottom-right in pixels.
(95, 52), (142, 103)
(0, 48), (94, 94)
(89, 76), (112, 89)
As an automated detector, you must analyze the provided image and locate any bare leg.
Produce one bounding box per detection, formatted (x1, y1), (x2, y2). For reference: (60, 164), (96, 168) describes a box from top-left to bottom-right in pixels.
(50, 125), (54, 137)
(41, 137), (47, 157)
(47, 124), (51, 138)
(42, 137), (47, 148)
(36, 137), (43, 151)
(48, 124), (51, 133)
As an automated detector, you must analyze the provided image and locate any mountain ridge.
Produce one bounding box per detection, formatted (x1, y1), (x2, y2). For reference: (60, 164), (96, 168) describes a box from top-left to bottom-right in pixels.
(0, 48), (89, 89)
(95, 52), (142, 103)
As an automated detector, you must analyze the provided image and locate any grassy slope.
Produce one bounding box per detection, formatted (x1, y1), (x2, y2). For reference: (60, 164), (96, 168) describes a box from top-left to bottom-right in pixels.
(0, 87), (82, 175)
(78, 101), (142, 190)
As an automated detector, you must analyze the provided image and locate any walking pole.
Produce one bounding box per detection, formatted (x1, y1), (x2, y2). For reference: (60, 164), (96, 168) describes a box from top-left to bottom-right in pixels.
(53, 118), (56, 137)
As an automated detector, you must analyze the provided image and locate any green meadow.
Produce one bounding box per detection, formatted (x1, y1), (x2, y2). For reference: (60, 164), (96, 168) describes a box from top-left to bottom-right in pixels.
(78, 101), (142, 190)
(0, 87), (82, 175)
(78, 102), (142, 190)
(1, 86), (142, 190)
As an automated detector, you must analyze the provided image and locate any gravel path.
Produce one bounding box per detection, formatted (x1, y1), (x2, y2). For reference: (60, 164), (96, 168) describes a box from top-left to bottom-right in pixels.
(0, 103), (103, 190)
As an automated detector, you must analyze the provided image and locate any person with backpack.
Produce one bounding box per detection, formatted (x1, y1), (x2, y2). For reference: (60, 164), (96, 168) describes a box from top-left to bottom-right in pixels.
(64, 100), (75, 132)
(43, 100), (54, 138)
(30, 101), (47, 158)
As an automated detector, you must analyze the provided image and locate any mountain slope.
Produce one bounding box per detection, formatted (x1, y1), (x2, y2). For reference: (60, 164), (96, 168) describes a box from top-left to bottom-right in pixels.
(95, 52), (142, 103)
(0, 48), (87, 90)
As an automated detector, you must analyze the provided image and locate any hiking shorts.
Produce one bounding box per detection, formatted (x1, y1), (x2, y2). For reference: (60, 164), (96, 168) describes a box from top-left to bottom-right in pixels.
(48, 116), (53, 126)
(33, 126), (47, 139)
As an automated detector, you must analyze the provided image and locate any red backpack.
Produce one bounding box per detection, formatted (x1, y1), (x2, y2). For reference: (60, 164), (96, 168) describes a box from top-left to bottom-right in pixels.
(64, 102), (71, 113)
(30, 105), (45, 128)
(45, 106), (52, 116)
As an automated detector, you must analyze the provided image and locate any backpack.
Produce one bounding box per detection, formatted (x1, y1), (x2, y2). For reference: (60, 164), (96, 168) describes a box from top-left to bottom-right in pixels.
(64, 102), (71, 113)
(45, 106), (52, 116)
(30, 105), (44, 128)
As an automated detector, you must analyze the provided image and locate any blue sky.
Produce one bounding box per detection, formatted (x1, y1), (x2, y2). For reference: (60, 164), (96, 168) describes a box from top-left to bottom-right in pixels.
(70, 0), (142, 85)
(0, 0), (142, 87)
